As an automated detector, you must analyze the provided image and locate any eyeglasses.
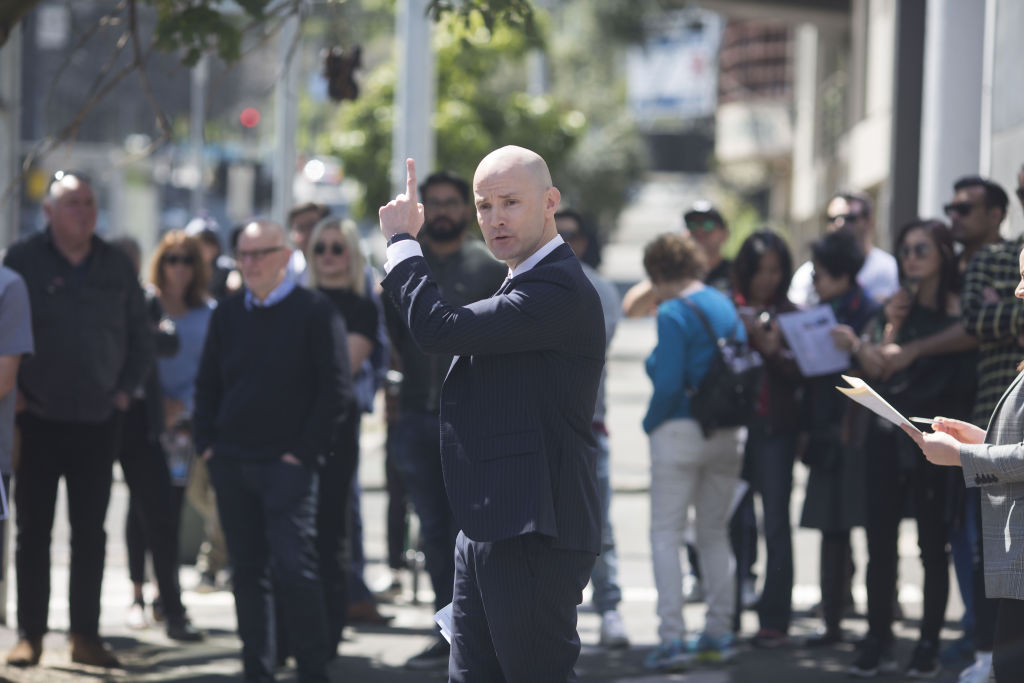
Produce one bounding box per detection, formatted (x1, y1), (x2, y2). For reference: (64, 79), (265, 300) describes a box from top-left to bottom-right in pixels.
(899, 242), (934, 260)
(424, 198), (463, 210)
(686, 219), (720, 232)
(943, 201), (979, 218)
(313, 242), (345, 256)
(163, 253), (196, 266)
(827, 212), (865, 225)
(235, 246), (284, 263)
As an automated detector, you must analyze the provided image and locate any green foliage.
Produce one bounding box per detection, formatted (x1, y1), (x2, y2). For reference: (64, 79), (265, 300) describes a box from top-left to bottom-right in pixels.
(150, 0), (272, 66)
(330, 13), (586, 220)
(427, 0), (539, 46)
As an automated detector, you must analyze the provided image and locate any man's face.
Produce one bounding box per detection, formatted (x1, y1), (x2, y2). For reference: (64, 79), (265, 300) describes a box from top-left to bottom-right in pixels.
(555, 216), (588, 259)
(288, 209), (321, 252)
(685, 213), (727, 257)
(946, 186), (999, 247)
(474, 163), (557, 270)
(421, 182), (469, 243)
(825, 197), (870, 241)
(45, 177), (98, 250)
(236, 224), (291, 297)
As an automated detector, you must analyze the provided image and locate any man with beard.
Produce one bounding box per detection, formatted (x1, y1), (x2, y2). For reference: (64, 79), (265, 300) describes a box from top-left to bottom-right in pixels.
(383, 170), (506, 670)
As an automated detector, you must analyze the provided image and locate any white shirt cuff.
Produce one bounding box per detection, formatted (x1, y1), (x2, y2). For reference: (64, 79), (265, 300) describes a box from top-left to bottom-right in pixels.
(383, 239), (423, 274)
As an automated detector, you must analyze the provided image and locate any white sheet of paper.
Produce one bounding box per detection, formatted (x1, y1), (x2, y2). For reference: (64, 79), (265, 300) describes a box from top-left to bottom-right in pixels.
(835, 375), (920, 433)
(435, 602), (454, 644)
(776, 305), (850, 377)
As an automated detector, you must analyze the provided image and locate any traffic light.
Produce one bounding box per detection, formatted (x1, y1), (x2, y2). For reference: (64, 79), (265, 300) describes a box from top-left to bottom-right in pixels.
(324, 45), (361, 102)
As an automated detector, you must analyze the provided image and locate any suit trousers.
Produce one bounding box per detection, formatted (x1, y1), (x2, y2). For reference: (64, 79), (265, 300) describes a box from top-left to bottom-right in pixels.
(994, 598), (1024, 681)
(449, 530), (595, 683)
(208, 455), (329, 683)
(14, 412), (119, 638)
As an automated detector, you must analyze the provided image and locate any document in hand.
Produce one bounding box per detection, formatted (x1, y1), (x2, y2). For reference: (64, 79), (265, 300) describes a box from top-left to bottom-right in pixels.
(835, 375), (921, 433)
(776, 305), (851, 377)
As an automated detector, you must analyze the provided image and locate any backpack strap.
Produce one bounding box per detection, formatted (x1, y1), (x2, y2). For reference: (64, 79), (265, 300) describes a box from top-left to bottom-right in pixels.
(679, 295), (737, 348)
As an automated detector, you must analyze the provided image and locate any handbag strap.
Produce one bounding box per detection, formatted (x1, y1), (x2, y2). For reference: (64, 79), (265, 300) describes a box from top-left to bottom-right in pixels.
(678, 295), (737, 351)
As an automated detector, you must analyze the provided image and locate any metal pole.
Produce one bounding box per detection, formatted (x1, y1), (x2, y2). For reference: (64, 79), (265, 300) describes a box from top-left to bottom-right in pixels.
(272, 14), (301, 226)
(189, 55), (208, 217)
(391, 0), (436, 195)
(0, 23), (22, 250)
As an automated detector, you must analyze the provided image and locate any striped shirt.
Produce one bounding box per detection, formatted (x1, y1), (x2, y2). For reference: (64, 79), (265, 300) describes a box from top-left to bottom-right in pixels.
(962, 236), (1024, 426)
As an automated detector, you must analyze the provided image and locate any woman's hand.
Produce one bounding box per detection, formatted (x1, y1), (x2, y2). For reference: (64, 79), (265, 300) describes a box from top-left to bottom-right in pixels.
(931, 416), (986, 444)
(899, 424), (963, 467)
(829, 324), (859, 352)
(750, 318), (782, 356)
(884, 289), (912, 332)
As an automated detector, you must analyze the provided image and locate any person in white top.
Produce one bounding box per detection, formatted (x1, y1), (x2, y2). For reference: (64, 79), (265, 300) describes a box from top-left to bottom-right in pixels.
(788, 192), (898, 307)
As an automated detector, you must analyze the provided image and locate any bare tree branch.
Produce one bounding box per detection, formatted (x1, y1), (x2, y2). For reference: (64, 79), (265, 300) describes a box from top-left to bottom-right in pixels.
(128, 0), (172, 141)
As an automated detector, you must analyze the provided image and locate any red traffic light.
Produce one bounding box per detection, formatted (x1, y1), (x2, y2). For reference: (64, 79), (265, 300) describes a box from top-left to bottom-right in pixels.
(239, 107), (261, 128)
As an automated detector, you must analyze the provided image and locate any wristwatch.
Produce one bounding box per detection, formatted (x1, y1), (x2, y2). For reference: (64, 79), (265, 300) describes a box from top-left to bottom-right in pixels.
(387, 232), (415, 247)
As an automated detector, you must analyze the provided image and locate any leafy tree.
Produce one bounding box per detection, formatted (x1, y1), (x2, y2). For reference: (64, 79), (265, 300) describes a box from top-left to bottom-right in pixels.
(329, 13), (584, 220)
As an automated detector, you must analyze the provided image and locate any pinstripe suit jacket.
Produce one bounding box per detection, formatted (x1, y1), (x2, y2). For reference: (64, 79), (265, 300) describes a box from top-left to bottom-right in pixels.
(960, 369), (1024, 599)
(382, 244), (605, 554)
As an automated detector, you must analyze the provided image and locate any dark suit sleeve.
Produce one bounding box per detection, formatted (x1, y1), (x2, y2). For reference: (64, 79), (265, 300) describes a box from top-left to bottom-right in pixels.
(383, 256), (588, 357)
(294, 299), (353, 465)
(193, 305), (223, 455)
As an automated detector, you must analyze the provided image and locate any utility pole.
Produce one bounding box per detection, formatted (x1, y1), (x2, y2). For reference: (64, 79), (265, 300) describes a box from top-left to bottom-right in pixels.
(391, 0), (436, 195)
(272, 12), (301, 226)
(0, 23), (21, 249)
(189, 55), (208, 218)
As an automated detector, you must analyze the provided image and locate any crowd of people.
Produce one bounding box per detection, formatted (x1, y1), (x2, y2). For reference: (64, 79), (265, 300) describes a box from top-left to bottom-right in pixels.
(1, 156), (1024, 682)
(631, 169), (1024, 682)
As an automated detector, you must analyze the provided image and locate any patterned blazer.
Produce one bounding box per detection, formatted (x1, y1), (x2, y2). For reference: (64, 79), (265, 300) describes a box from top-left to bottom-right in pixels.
(382, 244), (606, 554)
(960, 369), (1024, 599)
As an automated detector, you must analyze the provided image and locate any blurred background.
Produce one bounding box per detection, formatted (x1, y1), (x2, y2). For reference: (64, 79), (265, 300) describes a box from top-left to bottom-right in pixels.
(1, 0), (1022, 262)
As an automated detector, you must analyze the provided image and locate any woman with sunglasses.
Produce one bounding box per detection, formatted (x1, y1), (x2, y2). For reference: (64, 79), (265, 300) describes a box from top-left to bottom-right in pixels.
(832, 219), (977, 677)
(798, 229), (879, 648)
(124, 230), (213, 634)
(304, 216), (381, 654)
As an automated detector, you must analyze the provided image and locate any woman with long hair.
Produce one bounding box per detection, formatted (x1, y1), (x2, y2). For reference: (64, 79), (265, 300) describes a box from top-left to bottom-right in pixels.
(833, 219), (976, 676)
(730, 229), (803, 647)
(304, 217), (380, 654)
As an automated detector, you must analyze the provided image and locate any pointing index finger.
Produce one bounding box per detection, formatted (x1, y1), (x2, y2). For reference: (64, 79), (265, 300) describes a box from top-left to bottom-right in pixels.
(406, 158), (418, 204)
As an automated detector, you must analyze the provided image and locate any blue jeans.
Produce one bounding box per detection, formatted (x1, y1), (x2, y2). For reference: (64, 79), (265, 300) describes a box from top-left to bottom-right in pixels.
(590, 431), (622, 613)
(390, 410), (458, 612)
(745, 423), (796, 633)
(209, 456), (328, 683)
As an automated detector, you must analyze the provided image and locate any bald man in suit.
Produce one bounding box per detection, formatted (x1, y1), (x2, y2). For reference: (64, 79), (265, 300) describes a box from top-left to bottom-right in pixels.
(380, 147), (605, 682)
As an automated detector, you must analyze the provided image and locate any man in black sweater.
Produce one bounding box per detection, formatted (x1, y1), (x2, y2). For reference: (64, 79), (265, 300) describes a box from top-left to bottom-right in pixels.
(194, 220), (352, 683)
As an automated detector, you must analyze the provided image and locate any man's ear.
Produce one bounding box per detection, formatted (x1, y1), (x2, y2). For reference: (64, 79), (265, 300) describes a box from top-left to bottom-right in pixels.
(545, 186), (561, 215)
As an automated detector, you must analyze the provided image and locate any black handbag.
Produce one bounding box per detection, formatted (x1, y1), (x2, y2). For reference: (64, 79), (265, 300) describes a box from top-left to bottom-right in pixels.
(680, 297), (764, 438)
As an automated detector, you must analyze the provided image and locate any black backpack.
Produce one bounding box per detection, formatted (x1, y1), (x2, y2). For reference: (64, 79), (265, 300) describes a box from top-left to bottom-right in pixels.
(680, 297), (764, 438)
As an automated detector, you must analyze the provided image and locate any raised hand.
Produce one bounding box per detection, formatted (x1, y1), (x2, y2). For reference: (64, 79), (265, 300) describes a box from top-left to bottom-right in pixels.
(379, 158), (425, 241)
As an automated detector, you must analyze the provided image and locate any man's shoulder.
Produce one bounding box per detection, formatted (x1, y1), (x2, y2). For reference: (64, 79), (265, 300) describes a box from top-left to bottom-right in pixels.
(3, 232), (46, 267)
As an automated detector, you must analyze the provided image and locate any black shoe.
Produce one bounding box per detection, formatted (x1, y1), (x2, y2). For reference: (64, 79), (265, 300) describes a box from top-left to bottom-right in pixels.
(906, 640), (940, 679)
(405, 637), (451, 670)
(804, 629), (843, 647)
(166, 616), (204, 642)
(847, 636), (897, 678)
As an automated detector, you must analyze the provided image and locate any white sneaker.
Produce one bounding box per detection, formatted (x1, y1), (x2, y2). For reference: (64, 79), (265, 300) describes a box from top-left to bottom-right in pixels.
(958, 651), (993, 683)
(599, 610), (630, 649)
(126, 601), (148, 630)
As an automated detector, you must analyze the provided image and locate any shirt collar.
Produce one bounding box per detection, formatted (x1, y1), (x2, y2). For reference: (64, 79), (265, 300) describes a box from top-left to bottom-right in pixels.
(244, 275), (297, 310)
(509, 235), (564, 279)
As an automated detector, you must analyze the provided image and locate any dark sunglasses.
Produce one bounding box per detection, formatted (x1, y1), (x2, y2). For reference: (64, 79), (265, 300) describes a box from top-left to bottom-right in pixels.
(686, 218), (720, 232)
(943, 201), (979, 218)
(162, 253), (196, 266)
(899, 242), (934, 260)
(313, 242), (345, 256)
(827, 212), (864, 225)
